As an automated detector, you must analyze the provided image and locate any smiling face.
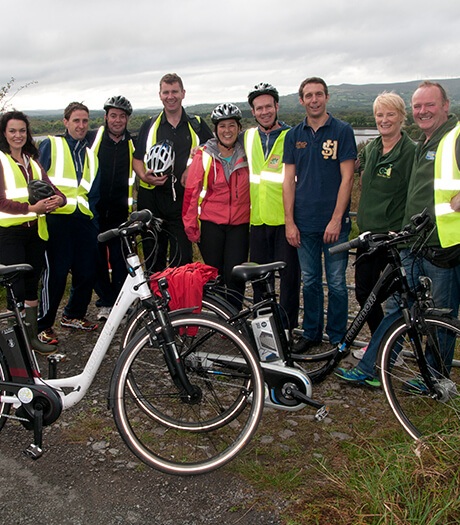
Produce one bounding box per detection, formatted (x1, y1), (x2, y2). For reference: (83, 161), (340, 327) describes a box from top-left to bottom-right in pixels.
(374, 103), (403, 140)
(411, 85), (449, 140)
(251, 94), (279, 130)
(159, 81), (185, 115)
(4, 118), (27, 154)
(105, 108), (129, 137)
(299, 82), (329, 120)
(216, 119), (240, 149)
(64, 109), (89, 140)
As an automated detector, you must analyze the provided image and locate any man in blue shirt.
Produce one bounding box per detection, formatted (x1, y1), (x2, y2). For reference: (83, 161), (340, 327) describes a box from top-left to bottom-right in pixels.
(283, 77), (356, 351)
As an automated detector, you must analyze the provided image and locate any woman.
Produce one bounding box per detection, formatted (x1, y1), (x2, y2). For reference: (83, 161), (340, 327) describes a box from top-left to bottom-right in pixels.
(336, 92), (416, 383)
(0, 111), (65, 354)
(182, 103), (250, 304)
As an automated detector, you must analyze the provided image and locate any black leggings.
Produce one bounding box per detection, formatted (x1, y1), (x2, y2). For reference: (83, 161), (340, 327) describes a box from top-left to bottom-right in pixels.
(198, 221), (249, 304)
(0, 225), (45, 305)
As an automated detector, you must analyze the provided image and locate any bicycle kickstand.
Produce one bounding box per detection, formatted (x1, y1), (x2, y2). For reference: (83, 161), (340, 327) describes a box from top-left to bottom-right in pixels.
(24, 404), (44, 460)
(284, 386), (330, 421)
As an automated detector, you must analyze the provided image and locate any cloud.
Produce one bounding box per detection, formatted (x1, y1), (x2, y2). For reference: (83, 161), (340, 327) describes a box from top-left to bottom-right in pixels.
(2, 0), (459, 111)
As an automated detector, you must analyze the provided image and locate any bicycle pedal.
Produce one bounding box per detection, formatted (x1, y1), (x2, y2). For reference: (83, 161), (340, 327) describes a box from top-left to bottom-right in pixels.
(314, 405), (329, 421)
(24, 443), (43, 460)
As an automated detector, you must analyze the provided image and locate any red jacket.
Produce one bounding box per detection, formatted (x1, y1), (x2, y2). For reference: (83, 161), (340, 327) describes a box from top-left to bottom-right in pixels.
(182, 142), (250, 243)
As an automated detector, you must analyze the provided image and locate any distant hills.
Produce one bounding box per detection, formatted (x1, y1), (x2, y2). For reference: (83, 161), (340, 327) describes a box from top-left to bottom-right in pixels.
(26, 78), (460, 118)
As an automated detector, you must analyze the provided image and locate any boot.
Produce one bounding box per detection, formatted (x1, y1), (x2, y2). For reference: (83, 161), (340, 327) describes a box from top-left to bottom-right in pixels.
(24, 306), (57, 355)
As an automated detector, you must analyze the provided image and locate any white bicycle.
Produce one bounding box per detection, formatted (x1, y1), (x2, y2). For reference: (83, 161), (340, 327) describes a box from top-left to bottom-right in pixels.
(0, 210), (264, 475)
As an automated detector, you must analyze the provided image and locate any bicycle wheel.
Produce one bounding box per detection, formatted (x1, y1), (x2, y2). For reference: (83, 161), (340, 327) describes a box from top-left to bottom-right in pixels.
(111, 312), (264, 475)
(379, 314), (460, 440)
(0, 353), (11, 432)
(120, 292), (241, 351)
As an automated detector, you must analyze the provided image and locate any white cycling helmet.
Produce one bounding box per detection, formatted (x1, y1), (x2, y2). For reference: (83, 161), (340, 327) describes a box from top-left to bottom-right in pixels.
(145, 140), (175, 176)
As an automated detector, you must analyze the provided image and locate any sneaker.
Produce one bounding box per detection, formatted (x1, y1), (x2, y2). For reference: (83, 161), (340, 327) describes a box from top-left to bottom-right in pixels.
(352, 344), (368, 360)
(38, 328), (59, 345)
(97, 307), (112, 321)
(61, 315), (98, 331)
(403, 376), (429, 395)
(335, 366), (381, 388)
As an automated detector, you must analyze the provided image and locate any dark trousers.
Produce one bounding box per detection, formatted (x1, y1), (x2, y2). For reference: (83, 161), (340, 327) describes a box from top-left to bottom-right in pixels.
(38, 213), (98, 330)
(137, 186), (192, 272)
(354, 245), (390, 335)
(95, 219), (127, 307)
(250, 224), (301, 331)
(0, 225), (45, 306)
(199, 221), (249, 304)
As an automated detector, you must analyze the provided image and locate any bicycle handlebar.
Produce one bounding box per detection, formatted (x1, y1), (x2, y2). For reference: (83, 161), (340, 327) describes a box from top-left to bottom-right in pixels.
(97, 209), (162, 243)
(328, 208), (434, 256)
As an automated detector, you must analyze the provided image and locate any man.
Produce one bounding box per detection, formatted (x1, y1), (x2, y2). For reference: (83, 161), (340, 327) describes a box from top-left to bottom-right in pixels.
(283, 77), (356, 351)
(336, 81), (460, 386)
(87, 96), (135, 321)
(133, 73), (213, 271)
(244, 82), (300, 332)
(38, 102), (100, 344)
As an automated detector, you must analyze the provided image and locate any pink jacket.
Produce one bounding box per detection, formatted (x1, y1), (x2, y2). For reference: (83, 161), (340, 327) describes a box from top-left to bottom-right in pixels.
(182, 142), (250, 243)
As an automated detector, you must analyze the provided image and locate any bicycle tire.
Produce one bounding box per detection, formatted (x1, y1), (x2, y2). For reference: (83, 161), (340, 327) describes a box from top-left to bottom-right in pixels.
(120, 292), (242, 351)
(0, 352), (11, 432)
(379, 314), (460, 440)
(111, 312), (264, 476)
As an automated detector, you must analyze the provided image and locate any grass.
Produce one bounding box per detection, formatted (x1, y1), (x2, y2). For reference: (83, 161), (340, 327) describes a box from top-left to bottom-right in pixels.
(230, 406), (460, 525)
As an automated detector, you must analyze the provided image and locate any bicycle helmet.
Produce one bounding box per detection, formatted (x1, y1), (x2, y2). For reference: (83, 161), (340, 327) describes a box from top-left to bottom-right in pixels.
(103, 95), (133, 116)
(28, 179), (56, 205)
(210, 103), (242, 124)
(145, 140), (175, 176)
(247, 83), (279, 107)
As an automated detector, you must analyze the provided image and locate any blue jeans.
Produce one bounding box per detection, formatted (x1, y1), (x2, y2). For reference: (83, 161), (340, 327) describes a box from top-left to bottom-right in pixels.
(358, 250), (456, 377)
(297, 231), (349, 345)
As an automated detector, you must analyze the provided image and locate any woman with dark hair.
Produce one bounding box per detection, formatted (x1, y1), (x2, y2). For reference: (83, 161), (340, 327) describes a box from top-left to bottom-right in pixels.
(0, 110), (65, 354)
(182, 103), (250, 305)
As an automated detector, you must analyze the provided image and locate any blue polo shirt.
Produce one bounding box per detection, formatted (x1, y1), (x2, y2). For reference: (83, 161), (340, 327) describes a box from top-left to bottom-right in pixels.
(283, 114), (357, 233)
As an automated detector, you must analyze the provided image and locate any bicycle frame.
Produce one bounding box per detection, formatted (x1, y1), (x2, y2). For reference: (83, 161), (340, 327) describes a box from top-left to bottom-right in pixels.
(1, 251), (151, 410)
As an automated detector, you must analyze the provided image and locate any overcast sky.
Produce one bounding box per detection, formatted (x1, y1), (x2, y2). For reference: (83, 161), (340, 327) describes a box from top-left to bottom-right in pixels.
(3, 0), (459, 112)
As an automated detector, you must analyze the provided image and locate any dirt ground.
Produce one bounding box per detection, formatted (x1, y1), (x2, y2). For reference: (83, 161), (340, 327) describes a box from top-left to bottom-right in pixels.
(0, 289), (394, 525)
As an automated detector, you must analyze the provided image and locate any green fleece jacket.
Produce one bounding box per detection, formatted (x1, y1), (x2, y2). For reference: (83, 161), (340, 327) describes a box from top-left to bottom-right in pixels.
(403, 114), (459, 246)
(357, 131), (415, 233)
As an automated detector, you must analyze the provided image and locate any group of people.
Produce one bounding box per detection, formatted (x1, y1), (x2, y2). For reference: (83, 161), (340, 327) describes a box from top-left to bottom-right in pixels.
(0, 73), (459, 380)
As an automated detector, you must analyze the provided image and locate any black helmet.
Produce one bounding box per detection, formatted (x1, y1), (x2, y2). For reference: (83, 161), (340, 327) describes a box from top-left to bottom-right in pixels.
(210, 103), (242, 124)
(145, 140), (175, 175)
(103, 95), (133, 116)
(247, 83), (279, 107)
(28, 179), (56, 205)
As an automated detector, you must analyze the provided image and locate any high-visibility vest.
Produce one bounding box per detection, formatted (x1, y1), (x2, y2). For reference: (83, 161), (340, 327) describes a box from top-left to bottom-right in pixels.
(0, 152), (49, 240)
(46, 136), (98, 217)
(139, 112), (201, 190)
(91, 126), (135, 211)
(244, 127), (289, 226)
(434, 123), (460, 247)
(197, 150), (213, 216)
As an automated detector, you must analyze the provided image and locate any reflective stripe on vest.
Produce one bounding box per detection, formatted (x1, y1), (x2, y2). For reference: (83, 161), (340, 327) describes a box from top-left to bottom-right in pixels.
(91, 126), (135, 212)
(139, 112), (201, 190)
(47, 136), (98, 217)
(197, 150), (213, 216)
(0, 152), (49, 239)
(434, 123), (460, 247)
(244, 127), (288, 226)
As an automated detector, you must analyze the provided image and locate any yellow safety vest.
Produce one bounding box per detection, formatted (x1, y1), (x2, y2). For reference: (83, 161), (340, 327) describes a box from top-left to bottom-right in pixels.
(139, 112), (201, 190)
(91, 126), (135, 212)
(46, 136), (98, 217)
(244, 127), (289, 226)
(197, 150), (213, 216)
(0, 152), (49, 240)
(434, 123), (460, 247)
